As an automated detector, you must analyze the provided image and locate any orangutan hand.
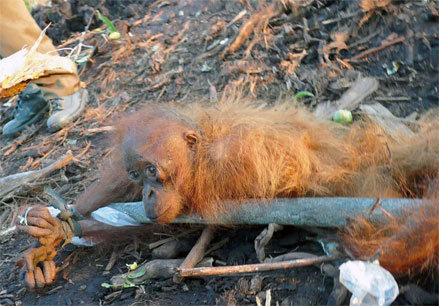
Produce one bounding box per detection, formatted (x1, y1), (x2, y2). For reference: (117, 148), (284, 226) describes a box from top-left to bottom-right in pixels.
(16, 245), (57, 289)
(17, 205), (65, 245)
(16, 205), (73, 289)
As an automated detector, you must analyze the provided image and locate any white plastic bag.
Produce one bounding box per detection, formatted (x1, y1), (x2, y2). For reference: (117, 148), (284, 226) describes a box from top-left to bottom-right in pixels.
(339, 260), (399, 306)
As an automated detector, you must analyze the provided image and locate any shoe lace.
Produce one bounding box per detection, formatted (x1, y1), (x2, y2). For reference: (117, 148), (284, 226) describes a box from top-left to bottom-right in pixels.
(49, 97), (64, 113)
(12, 100), (25, 116)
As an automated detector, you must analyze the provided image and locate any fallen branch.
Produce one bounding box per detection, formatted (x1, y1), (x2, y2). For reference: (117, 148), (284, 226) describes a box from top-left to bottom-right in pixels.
(110, 257), (213, 286)
(314, 77), (379, 120)
(173, 226), (214, 283)
(0, 151), (73, 200)
(101, 197), (420, 227)
(0, 225), (16, 237)
(360, 103), (414, 139)
(176, 255), (339, 277)
(255, 223), (283, 262)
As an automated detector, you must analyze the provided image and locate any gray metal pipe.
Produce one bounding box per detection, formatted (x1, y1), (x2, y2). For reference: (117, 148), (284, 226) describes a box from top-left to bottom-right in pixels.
(103, 198), (422, 227)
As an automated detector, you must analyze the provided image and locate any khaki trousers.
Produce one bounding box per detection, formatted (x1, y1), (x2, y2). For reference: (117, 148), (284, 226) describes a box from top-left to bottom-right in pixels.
(0, 0), (80, 97)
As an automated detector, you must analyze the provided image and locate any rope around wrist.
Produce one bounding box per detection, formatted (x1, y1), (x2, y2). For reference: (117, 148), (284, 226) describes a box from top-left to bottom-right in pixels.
(59, 219), (82, 247)
(56, 207), (83, 247)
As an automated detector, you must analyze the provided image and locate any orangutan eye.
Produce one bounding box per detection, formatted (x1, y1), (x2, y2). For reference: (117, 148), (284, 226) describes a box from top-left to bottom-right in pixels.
(128, 170), (140, 181)
(145, 165), (158, 179)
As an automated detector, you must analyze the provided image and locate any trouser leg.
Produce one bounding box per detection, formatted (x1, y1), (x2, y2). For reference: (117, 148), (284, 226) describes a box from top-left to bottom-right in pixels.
(0, 0), (80, 97)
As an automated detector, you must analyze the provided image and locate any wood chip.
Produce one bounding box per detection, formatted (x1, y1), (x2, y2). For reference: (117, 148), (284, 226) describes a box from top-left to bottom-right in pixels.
(315, 77), (379, 120)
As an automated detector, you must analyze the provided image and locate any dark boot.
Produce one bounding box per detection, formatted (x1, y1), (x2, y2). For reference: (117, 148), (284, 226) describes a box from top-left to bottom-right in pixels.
(2, 84), (49, 137)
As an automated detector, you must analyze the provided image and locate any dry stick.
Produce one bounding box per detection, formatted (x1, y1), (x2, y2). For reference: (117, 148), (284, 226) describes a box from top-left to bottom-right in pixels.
(173, 227), (214, 283)
(177, 255), (339, 278)
(348, 30), (380, 49)
(375, 96), (411, 102)
(314, 77), (379, 120)
(82, 126), (115, 135)
(45, 285), (63, 295)
(69, 10), (96, 60)
(103, 249), (119, 275)
(76, 141), (92, 158)
(0, 151), (73, 200)
(349, 36), (405, 61)
(322, 11), (360, 25)
(205, 238), (229, 256)
(30, 147), (55, 169)
(226, 9), (247, 28)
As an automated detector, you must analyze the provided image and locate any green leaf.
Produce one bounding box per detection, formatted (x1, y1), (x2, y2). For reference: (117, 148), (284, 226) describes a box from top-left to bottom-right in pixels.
(294, 91), (314, 100)
(127, 267), (147, 279)
(123, 280), (138, 288)
(96, 10), (117, 33)
(101, 280), (139, 289)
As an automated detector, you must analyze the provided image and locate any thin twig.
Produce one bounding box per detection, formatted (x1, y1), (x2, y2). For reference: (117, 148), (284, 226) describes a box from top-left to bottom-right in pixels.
(348, 30), (380, 48)
(226, 10), (247, 28)
(349, 36), (405, 61)
(322, 11), (360, 25)
(375, 96), (411, 102)
(67, 10), (96, 60)
(205, 238), (229, 256)
(177, 255), (339, 277)
(76, 141), (92, 158)
(369, 198), (381, 214)
(81, 126), (115, 135)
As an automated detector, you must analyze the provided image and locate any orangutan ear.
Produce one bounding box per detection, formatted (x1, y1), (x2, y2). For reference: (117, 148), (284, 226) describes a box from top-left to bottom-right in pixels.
(183, 131), (200, 150)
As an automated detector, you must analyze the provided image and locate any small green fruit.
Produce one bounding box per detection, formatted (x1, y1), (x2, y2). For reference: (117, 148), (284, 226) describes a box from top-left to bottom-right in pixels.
(109, 31), (121, 40)
(333, 109), (353, 124)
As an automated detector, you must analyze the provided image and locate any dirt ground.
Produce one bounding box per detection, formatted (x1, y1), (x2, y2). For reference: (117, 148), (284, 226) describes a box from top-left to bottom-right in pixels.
(0, 0), (438, 305)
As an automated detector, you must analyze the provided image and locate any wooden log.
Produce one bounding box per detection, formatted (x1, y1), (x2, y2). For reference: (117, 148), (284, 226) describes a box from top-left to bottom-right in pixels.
(98, 197), (421, 227)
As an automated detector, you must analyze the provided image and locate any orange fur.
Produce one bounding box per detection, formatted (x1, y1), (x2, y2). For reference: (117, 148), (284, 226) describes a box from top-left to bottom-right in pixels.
(341, 190), (439, 276)
(184, 103), (438, 217)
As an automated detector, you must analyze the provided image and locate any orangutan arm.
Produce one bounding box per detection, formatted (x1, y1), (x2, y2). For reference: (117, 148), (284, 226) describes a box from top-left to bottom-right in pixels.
(73, 152), (142, 217)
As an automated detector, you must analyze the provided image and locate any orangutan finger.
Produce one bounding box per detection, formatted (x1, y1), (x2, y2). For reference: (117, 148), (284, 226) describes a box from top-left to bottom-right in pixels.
(24, 271), (36, 290)
(27, 206), (52, 217)
(18, 205), (44, 219)
(42, 261), (56, 284)
(22, 251), (36, 273)
(28, 209), (59, 228)
(21, 246), (50, 272)
(34, 267), (46, 289)
(18, 225), (53, 237)
(26, 217), (53, 230)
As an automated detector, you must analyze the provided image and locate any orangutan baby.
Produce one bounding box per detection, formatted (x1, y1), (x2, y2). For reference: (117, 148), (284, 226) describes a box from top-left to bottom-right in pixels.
(17, 102), (439, 288)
